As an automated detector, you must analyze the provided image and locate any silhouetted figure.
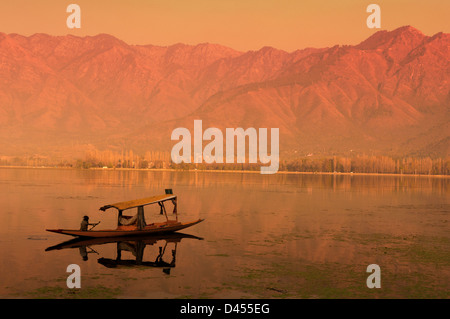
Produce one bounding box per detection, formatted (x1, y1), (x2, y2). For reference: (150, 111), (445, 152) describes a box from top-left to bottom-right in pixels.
(80, 216), (99, 231)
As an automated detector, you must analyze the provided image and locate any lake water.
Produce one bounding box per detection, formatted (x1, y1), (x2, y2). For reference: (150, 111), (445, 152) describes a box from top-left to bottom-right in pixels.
(0, 167), (448, 298)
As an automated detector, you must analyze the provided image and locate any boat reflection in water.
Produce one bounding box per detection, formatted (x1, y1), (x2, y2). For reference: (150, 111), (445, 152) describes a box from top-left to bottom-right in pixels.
(45, 233), (203, 275)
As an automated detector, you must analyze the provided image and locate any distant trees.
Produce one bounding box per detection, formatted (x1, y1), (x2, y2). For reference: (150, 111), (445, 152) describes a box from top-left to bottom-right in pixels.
(281, 155), (449, 175)
(74, 149), (171, 169)
(0, 151), (449, 175)
(0, 155), (50, 167)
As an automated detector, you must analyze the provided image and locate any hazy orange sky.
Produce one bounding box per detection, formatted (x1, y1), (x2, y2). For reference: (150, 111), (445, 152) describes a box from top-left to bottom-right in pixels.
(0, 0), (448, 51)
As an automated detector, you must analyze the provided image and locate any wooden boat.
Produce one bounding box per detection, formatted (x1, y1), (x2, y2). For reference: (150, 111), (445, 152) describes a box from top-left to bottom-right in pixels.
(46, 190), (204, 238)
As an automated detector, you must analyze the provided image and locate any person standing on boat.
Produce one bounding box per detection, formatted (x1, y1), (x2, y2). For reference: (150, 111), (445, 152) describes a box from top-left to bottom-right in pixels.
(80, 216), (99, 231)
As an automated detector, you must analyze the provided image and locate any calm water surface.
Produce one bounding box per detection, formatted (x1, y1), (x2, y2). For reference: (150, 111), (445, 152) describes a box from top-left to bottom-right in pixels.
(0, 168), (448, 298)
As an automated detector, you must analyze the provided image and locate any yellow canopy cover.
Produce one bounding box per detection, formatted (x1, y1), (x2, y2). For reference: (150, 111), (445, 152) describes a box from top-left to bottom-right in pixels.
(99, 194), (176, 212)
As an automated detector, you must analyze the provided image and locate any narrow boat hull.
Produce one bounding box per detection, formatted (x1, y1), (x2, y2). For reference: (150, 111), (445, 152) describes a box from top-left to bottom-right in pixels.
(46, 219), (204, 238)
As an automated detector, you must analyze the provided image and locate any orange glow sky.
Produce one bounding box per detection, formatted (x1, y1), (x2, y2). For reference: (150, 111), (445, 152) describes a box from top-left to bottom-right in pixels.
(0, 0), (448, 51)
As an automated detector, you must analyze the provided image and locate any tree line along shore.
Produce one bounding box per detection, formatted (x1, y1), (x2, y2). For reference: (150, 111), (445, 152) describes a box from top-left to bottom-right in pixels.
(1, 152), (449, 176)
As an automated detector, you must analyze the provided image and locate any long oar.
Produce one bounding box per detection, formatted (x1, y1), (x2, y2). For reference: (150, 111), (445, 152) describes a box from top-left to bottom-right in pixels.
(89, 221), (100, 230)
(87, 246), (99, 255)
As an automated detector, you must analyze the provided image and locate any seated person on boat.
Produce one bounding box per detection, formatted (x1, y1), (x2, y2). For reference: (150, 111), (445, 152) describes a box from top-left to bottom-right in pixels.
(118, 214), (138, 226)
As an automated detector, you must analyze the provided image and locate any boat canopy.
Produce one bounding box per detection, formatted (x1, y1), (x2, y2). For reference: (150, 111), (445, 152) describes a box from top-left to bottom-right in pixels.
(99, 194), (177, 212)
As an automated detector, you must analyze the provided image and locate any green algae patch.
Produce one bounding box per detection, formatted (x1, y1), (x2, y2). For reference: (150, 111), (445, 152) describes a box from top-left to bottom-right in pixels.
(22, 284), (123, 299)
(225, 259), (450, 299)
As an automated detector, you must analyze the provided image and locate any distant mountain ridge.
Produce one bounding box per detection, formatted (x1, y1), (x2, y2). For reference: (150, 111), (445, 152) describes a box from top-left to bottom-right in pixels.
(0, 26), (448, 159)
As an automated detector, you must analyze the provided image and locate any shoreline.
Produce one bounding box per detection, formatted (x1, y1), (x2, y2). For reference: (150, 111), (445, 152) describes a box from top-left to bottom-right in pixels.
(1, 165), (449, 178)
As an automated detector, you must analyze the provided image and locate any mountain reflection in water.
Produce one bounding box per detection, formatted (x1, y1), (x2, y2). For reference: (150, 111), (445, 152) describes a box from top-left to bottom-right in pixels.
(0, 168), (448, 298)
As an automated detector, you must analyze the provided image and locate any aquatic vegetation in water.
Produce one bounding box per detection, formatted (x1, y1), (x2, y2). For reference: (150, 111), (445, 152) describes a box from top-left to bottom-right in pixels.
(21, 285), (123, 299)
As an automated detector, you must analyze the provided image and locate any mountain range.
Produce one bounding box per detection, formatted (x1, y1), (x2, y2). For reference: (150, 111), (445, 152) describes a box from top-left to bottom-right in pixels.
(0, 26), (448, 160)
